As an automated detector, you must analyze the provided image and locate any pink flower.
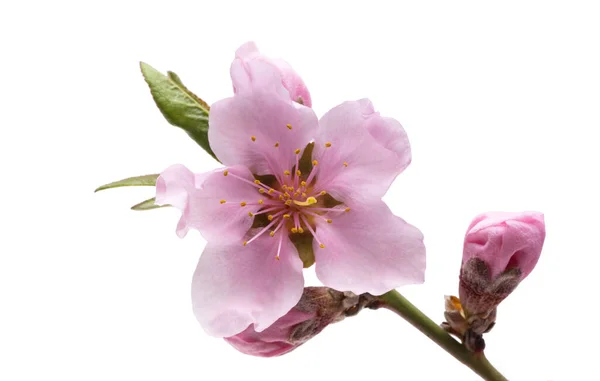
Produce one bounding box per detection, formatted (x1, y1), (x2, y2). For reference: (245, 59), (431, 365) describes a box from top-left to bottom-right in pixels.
(155, 49), (425, 338)
(231, 41), (312, 107)
(462, 211), (545, 281)
(224, 287), (359, 357)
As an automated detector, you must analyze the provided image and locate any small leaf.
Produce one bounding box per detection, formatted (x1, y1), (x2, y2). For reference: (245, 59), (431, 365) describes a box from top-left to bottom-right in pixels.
(140, 62), (218, 161)
(95, 174), (159, 192)
(131, 197), (170, 211)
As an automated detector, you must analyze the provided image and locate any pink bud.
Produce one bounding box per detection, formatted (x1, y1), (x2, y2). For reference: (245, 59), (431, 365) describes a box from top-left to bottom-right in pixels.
(442, 212), (546, 351)
(230, 41), (312, 107)
(224, 287), (360, 357)
(462, 211), (545, 281)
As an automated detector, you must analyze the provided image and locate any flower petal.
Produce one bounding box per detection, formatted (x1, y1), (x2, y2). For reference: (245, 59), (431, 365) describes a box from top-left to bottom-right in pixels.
(191, 234), (304, 337)
(209, 92), (318, 176)
(231, 41), (312, 107)
(156, 165), (262, 243)
(313, 201), (425, 295)
(312, 99), (411, 204)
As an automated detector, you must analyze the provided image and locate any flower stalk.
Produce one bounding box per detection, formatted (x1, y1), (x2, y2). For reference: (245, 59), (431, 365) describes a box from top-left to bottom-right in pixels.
(375, 290), (508, 381)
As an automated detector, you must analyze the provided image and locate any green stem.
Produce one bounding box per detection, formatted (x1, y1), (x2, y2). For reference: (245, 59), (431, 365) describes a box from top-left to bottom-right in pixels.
(377, 290), (508, 381)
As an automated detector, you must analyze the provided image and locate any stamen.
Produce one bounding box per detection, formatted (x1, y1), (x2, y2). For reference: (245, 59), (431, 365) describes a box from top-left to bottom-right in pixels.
(284, 170), (291, 176)
(283, 214), (291, 219)
(295, 148), (301, 155)
(300, 214), (325, 249)
(251, 136), (256, 142)
(296, 170), (301, 176)
(259, 188), (265, 194)
(343, 162), (348, 167)
(223, 170), (229, 176)
(301, 181), (307, 187)
(244, 217), (280, 246)
(285, 200), (292, 206)
(220, 199), (226, 204)
(312, 160), (318, 166)
(268, 189), (275, 195)
(275, 231), (284, 260)
(254, 180), (260, 184)
(240, 202), (247, 207)
(325, 142), (332, 148)
(345, 207), (351, 212)
(248, 212), (254, 217)
(286, 123), (293, 130)
(303, 210), (335, 224)
(298, 227), (305, 233)
(301, 192), (307, 198)
(274, 142), (279, 147)
(254, 207), (282, 216)
(291, 227), (298, 233)
(258, 199), (264, 205)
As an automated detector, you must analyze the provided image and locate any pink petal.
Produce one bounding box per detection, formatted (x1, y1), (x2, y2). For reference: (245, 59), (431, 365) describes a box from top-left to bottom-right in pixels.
(224, 308), (313, 357)
(156, 165), (263, 243)
(313, 201), (425, 295)
(191, 234), (304, 337)
(464, 211), (545, 279)
(231, 41), (312, 107)
(312, 99), (411, 204)
(208, 93), (318, 176)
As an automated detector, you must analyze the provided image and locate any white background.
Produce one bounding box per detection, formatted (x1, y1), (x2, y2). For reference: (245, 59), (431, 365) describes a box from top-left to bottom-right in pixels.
(1, 1), (598, 380)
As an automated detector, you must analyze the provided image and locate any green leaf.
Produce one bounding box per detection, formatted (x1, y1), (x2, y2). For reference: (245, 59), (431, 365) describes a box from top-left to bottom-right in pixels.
(131, 197), (170, 211)
(140, 62), (218, 161)
(94, 174), (159, 192)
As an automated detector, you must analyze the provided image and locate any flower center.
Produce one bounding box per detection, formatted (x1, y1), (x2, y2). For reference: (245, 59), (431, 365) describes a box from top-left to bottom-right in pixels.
(220, 139), (350, 260)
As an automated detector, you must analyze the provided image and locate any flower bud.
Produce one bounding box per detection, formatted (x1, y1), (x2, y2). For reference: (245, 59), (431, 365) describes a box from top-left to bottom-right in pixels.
(442, 211), (545, 351)
(224, 287), (363, 357)
(230, 41), (312, 107)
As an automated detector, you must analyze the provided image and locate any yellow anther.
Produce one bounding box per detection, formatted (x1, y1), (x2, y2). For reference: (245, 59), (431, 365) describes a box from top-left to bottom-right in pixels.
(298, 227), (305, 234)
(254, 179), (261, 184)
(345, 207), (351, 212)
(258, 199), (264, 205)
(286, 123), (293, 130)
(275, 255), (280, 260)
(248, 212), (254, 217)
(301, 181), (307, 187)
(294, 192), (300, 197)
(274, 142), (280, 147)
(240, 202), (247, 207)
(279, 194), (284, 201)
(319, 243), (325, 248)
(343, 162), (348, 167)
(325, 142), (332, 148)
(288, 187), (294, 193)
(301, 192), (307, 198)
(292, 196), (318, 207)
(283, 214), (291, 219)
(270, 231), (275, 237)
(296, 170), (301, 176)
(223, 170), (229, 176)
(282, 185), (288, 191)
(295, 148), (301, 154)
(291, 227), (298, 233)
(268, 189), (275, 195)
(259, 188), (265, 194)
(251, 136), (256, 142)
(220, 199), (226, 204)
(284, 170), (291, 176)
(284, 192), (291, 198)
(312, 160), (318, 166)
(285, 200), (292, 206)
(320, 191), (327, 196)
(268, 215), (274, 221)
(243, 241), (248, 246)
(326, 219), (332, 224)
